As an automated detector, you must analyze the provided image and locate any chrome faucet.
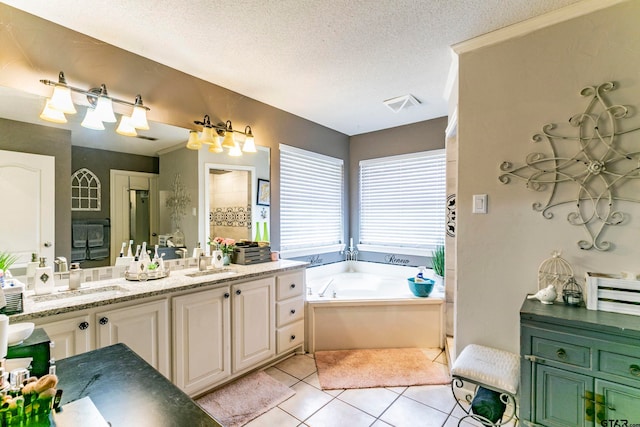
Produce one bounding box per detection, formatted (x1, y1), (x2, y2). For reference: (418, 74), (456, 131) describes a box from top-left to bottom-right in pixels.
(54, 257), (68, 272)
(317, 279), (334, 297)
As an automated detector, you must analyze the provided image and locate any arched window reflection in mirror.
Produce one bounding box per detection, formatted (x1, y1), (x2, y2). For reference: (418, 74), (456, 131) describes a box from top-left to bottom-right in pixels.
(71, 167), (101, 211)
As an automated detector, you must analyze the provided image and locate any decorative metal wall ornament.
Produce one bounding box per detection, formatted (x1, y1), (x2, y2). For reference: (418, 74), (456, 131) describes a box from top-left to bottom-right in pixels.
(499, 82), (640, 251)
(446, 194), (456, 237)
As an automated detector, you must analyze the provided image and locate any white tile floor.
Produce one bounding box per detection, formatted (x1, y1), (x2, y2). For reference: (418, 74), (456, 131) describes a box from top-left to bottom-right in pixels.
(243, 349), (517, 427)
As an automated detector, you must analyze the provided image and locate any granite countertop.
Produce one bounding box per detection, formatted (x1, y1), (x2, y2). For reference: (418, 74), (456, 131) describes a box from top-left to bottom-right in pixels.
(56, 343), (222, 426)
(11, 260), (307, 322)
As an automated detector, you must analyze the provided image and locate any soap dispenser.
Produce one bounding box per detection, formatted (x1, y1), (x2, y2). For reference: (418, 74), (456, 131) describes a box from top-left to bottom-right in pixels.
(34, 257), (54, 295)
(25, 253), (39, 290)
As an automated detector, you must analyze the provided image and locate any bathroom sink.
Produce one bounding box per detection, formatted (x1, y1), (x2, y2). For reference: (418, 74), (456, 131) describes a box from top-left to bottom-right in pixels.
(30, 285), (129, 303)
(185, 268), (237, 278)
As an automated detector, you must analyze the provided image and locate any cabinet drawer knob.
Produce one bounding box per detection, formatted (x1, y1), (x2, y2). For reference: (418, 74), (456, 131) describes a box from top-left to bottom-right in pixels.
(99, 317), (109, 325)
(78, 321), (89, 330)
(556, 348), (567, 359)
(235, 289), (241, 296)
(290, 309), (296, 315)
(290, 283), (296, 289)
(290, 335), (296, 341)
(224, 292), (230, 299)
(630, 364), (640, 377)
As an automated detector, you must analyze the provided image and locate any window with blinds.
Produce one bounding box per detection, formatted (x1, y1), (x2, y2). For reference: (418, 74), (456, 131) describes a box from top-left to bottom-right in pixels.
(359, 150), (446, 253)
(280, 144), (344, 254)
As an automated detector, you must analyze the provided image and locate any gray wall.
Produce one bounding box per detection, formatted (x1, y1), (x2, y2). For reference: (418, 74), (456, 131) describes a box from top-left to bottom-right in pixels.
(349, 117), (448, 267)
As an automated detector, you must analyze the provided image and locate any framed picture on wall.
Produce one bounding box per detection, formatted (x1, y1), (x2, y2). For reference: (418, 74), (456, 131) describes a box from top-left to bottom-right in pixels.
(257, 179), (270, 206)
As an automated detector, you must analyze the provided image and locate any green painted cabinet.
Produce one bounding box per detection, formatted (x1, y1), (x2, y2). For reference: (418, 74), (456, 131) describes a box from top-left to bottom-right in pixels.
(520, 299), (640, 427)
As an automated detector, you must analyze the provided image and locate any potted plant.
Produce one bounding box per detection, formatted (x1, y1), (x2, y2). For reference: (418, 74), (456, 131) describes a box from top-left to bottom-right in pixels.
(431, 244), (445, 290)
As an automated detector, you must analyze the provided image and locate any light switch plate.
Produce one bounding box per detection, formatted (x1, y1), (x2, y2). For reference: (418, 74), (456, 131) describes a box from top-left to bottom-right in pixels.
(473, 194), (488, 214)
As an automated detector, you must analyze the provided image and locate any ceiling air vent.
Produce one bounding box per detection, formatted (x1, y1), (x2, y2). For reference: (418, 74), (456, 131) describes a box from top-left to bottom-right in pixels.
(383, 94), (421, 113)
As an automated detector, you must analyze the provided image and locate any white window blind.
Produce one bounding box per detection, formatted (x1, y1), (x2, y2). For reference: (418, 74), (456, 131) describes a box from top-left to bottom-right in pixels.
(359, 150), (446, 251)
(280, 144), (344, 253)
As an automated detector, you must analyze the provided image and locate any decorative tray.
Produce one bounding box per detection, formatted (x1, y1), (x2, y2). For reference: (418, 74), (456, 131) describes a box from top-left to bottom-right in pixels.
(124, 268), (170, 282)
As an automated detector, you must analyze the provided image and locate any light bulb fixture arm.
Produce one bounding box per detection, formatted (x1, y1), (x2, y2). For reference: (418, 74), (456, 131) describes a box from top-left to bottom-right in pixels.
(192, 115), (252, 137)
(40, 72), (150, 111)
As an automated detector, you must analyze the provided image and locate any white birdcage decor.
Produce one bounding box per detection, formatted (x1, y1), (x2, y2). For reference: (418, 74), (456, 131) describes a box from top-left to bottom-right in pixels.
(538, 250), (574, 301)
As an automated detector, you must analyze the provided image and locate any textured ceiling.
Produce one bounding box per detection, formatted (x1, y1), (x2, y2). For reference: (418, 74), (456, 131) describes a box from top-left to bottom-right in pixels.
(2, 0), (584, 136)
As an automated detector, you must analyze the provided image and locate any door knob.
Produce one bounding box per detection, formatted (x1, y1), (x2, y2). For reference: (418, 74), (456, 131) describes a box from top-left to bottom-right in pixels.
(44, 242), (52, 247)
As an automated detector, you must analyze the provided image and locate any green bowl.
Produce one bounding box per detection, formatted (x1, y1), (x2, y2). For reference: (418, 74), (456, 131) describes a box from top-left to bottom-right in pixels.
(407, 277), (435, 297)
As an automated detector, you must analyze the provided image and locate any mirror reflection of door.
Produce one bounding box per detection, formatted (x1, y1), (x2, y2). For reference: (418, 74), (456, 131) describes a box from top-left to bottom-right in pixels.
(110, 170), (159, 265)
(209, 169), (252, 242)
(129, 189), (150, 246)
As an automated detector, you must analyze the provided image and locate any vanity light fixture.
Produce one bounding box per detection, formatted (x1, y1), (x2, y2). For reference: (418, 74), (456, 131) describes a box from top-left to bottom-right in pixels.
(39, 71), (150, 136)
(187, 115), (257, 156)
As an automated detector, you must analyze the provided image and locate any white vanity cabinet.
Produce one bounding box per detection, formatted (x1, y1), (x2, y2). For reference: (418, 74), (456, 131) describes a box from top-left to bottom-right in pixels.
(94, 299), (170, 378)
(275, 271), (305, 354)
(172, 286), (231, 396)
(35, 314), (93, 361)
(232, 277), (276, 373)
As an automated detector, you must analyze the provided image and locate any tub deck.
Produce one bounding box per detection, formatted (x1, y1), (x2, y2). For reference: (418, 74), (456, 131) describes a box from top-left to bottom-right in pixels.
(305, 261), (444, 353)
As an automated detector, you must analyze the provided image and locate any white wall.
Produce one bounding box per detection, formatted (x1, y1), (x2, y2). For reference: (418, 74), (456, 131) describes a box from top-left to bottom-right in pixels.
(456, 1), (640, 353)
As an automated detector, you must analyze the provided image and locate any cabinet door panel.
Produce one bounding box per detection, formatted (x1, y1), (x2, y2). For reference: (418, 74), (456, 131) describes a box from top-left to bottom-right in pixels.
(96, 299), (170, 377)
(596, 379), (640, 425)
(232, 277), (275, 373)
(173, 287), (231, 395)
(37, 315), (92, 360)
(535, 364), (592, 427)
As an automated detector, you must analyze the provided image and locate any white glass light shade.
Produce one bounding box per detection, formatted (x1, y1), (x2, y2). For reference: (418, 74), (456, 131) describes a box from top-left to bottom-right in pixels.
(130, 105), (150, 130)
(200, 127), (216, 144)
(228, 141), (242, 157)
(186, 131), (202, 150)
(221, 131), (235, 149)
(81, 108), (105, 130)
(39, 99), (67, 124)
(116, 115), (137, 137)
(242, 135), (257, 153)
(95, 96), (117, 123)
(49, 85), (76, 114)
(208, 139), (223, 153)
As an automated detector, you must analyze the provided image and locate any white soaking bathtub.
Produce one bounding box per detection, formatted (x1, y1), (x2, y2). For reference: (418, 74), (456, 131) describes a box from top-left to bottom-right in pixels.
(305, 261), (444, 353)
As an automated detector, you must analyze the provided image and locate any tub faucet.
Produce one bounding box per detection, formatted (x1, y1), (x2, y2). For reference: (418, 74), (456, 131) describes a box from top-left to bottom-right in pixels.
(317, 279), (334, 297)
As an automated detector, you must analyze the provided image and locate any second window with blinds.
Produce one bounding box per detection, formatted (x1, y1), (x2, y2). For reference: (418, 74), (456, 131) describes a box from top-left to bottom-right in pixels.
(279, 144), (344, 257)
(359, 150), (446, 256)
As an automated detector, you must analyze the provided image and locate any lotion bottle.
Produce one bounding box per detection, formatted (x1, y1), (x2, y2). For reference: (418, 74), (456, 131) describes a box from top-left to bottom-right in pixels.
(34, 257), (54, 295)
(25, 253), (39, 290)
(415, 267), (426, 283)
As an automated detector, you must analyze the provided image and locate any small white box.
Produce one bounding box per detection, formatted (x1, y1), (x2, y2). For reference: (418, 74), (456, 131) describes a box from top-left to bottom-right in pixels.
(585, 272), (640, 316)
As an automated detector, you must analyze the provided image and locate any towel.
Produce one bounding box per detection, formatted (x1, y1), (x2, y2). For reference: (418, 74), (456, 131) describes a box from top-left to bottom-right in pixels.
(71, 247), (87, 262)
(87, 224), (104, 247)
(88, 247), (109, 260)
(72, 224), (88, 248)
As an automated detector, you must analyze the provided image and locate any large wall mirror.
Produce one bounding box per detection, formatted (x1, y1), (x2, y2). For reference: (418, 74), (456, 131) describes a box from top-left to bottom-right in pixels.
(0, 85), (270, 269)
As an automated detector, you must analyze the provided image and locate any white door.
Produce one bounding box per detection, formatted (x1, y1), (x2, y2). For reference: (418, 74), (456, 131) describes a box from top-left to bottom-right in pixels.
(110, 170), (159, 265)
(0, 150), (55, 267)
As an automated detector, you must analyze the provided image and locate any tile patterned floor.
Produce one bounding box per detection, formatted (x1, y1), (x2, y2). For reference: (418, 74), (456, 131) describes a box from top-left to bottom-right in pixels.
(243, 349), (517, 427)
